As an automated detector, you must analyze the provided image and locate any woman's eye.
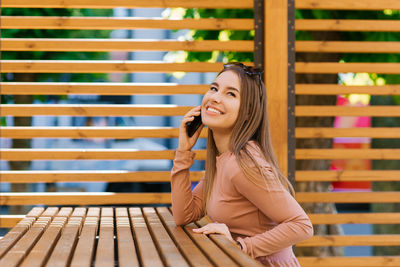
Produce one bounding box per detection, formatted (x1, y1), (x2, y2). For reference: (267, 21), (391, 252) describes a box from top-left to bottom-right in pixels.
(210, 86), (218, 91)
(228, 92), (236, 97)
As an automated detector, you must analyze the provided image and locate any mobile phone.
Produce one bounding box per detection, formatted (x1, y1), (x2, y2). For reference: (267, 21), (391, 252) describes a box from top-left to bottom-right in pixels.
(186, 113), (202, 137)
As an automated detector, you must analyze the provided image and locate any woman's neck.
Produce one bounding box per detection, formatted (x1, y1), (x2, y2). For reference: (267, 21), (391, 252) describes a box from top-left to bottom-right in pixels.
(212, 130), (231, 155)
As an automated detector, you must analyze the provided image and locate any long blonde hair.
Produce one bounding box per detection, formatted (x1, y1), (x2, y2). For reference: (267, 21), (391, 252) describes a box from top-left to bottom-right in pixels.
(202, 64), (295, 210)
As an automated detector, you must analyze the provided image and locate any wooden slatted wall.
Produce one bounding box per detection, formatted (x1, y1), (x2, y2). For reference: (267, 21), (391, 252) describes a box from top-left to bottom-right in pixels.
(295, 0), (400, 266)
(0, 0), (253, 220)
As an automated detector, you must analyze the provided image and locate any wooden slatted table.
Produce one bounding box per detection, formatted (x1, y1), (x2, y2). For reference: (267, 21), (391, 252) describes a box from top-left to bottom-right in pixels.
(0, 207), (262, 267)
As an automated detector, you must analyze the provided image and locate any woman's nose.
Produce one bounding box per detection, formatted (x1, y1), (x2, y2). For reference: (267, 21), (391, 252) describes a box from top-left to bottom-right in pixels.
(210, 92), (222, 103)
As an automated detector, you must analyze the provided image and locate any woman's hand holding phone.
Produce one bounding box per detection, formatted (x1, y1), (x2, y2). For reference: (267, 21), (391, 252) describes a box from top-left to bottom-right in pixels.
(178, 106), (203, 151)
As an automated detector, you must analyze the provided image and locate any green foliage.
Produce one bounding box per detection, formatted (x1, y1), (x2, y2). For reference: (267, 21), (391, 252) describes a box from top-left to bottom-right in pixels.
(181, 8), (254, 62)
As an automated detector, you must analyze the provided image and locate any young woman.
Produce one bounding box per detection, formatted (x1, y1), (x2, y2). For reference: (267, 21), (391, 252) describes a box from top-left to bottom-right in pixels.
(171, 62), (313, 266)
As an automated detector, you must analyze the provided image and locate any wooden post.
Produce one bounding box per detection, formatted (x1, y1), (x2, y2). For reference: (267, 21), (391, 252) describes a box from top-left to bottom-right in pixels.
(264, 0), (294, 181)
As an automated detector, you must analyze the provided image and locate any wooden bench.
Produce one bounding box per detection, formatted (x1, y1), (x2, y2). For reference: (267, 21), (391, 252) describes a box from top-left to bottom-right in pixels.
(0, 207), (261, 267)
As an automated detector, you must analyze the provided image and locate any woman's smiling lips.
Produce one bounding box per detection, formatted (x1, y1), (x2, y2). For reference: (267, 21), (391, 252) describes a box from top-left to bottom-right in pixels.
(205, 105), (224, 115)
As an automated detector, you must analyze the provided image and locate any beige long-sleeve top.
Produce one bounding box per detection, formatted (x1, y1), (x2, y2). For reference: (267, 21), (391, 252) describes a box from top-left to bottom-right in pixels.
(171, 142), (313, 266)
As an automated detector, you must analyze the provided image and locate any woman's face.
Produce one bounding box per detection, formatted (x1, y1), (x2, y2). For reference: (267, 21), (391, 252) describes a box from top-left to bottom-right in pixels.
(201, 70), (241, 134)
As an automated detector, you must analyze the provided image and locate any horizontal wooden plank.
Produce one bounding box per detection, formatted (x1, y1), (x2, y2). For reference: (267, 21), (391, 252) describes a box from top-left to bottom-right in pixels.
(296, 192), (400, 203)
(1, 39), (253, 52)
(296, 170), (400, 182)
(296, 19), (400, 32)
(0, 192), (172, 205)
(296, 62), (400, 74)
(0, 60), (228, 73)
(1, 17), (253, 30)
(0, 170), (203, 183)
(0, 215), (25, 228)
(296, 106), (400, 117)
(309, 213), (400, 224)
(296, 41), (400, 53)
(298, 256), (400, 267)
(0, 82), (208, 95)
(296, 0), (400, 10)
(0, 149), (207, 160)
(296, 84), (400, 95)
(296, 127), (400, 138)
(296, 149), (400, 160)
(0, 0), (253, 9)
(0, 126), (208, 139)
(0, 104), (192, 116)
(297, 235), (400, 247)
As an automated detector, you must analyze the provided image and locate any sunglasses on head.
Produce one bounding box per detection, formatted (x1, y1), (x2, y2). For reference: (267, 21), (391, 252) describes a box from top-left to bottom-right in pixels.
(223, 62), (264, 81)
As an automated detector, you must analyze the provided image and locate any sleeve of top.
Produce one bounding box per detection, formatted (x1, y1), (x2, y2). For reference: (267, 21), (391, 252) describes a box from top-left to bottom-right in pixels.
(170, 150), (206, 226)
(231, 167), (314, 258)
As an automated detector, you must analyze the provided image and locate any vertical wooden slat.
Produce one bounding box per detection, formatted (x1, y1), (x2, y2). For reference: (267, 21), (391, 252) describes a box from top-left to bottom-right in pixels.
(70, 207), (100, 267)
(129, 207), (164, 267)
(94, 208), (115, 267)
(116, 207), (139, 267)
(265, 0), (289, 175)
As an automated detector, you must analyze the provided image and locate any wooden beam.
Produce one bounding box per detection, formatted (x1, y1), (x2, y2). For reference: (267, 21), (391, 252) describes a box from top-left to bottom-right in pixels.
(309, 213), (400, 224)
(265, 0), (288, 176)
(296, 41), (400, 53)
(296, 84), (400, 95)
(298, 257), (400, 267)
(0, 82), (208, 95)
(296, 127), (400, 138)
(296, 149), (400, 160)
(0, 149), (207, 161)
(0, 104), (192, 116)
(0, 170), (204, 183)
(298, 235), (400, 246)
(0, 126), (208, 139)
(1, 39), (253, 52)
(296, 0), (400, 10)
(296, 170), (400, 182)
(296, 106), (400, 117)
(296, 19), (400, 32)
(0, 61), (228, 73)
(296, 192), (400, 203)
(1, 0), (253, 9)
(0, 193), (172, 205)
(1, 17), (253, 30)
(296, 62), (400, 74)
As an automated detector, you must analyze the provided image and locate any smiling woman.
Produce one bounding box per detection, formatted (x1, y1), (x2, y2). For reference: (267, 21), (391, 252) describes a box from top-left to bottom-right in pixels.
(170, 62), (313, 267)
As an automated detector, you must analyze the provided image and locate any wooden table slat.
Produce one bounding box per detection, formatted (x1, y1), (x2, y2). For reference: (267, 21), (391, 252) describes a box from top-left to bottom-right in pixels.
(0, 216), (52, 267)
(156, 207), (213, 267)
(0, 217), (36, 258)
(25, 207), (45, 218)
(20, 217), (68, 267)
(70, 216), (99, 267)
(86, 207), (101, 217)
(196, 217), (262, 267)
(143, 207), (189, 267)
(41, 207), (59, 218)
(94, 215), (114, 267)
(45, 217), (83, 267)
(184, 222), (239, 266)
(1, 207), (263, 267)
(129, 207), (164, 267)
(116, 208), (139, 267)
